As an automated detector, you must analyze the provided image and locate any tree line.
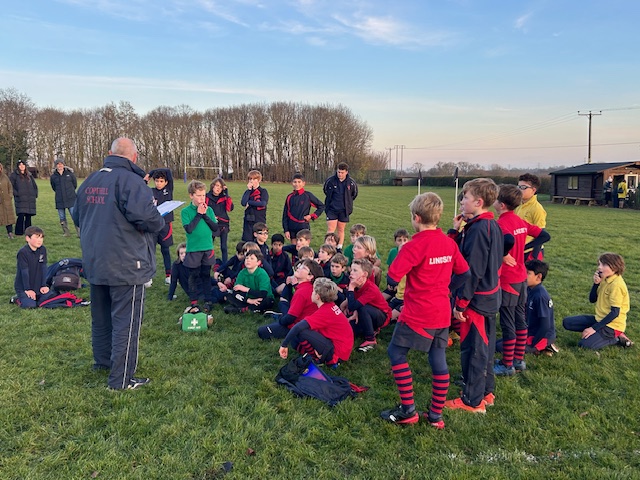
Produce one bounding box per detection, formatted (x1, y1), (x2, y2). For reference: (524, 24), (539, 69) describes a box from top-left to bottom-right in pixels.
(0, 87), (388, 182)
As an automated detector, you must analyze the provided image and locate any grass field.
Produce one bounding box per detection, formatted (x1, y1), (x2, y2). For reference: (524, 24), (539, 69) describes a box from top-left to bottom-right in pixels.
(1, 179), (639, 480)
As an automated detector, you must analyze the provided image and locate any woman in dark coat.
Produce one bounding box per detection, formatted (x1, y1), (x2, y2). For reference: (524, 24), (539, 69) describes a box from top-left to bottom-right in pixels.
(9, 160), (38, 236)
(50, 157), (77, 236)
(0, 163), (17, 238)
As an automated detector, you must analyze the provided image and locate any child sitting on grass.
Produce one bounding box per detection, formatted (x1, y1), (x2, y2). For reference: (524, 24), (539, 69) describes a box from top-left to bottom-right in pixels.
(258, 259), (323, 340)
(562, 252), (631, 350)
(167, 243), (189, 301)
(508, 260), (558, 356)
(13, 226), (56, 308)
(343, 223), (366, 265)
(352, 235), (382, 286)
(279, 278), (354, 367)
(342, 258), (391, 352)
(316, 243), (337, 277)
(221, 249), (274, 315)
(270, 233), (292, 296)
(328, 253), (349, 304)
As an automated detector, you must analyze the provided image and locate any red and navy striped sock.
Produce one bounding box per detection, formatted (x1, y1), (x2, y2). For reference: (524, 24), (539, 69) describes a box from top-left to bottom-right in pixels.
(296, 340), (316, 356)
(430, 371), (449, 417)
(501, 338), (516, 367)
(514, 329), (528, 360)
(391, 362), (414, 410)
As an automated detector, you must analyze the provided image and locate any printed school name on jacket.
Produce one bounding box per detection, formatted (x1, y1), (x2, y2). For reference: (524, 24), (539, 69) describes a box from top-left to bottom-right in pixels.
(429, 255), (453, 265)
(84, 186), (108, 204)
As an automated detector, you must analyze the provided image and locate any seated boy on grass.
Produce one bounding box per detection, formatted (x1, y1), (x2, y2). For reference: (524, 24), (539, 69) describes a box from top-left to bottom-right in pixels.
(13, 226), (57, 308)
(279, 278), (354, 367)
(221, 249), (274, 314)
(341, 258), (392, 352)
(269, 233), (292, 296)
(258, 259), (323, 340)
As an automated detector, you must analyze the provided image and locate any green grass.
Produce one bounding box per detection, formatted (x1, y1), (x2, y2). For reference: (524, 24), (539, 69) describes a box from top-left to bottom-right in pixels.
(1, 179), (639, 479)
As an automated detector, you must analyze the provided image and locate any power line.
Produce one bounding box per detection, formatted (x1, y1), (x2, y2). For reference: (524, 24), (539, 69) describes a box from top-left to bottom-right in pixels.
(405, 140), (640, 152)
(403, 106), (640, 152)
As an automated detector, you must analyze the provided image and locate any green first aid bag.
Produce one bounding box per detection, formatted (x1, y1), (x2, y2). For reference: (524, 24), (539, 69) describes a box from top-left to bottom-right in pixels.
(181, 311), (209, 332)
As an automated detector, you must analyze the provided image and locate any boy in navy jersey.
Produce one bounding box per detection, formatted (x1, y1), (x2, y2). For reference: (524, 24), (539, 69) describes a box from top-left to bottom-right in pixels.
(380, 193), (470, 428)
(521, 260), (557, 356)
(493, 184), (550, 376)
(146, 168), (174, 284)
(13, 226), (56, 308)
(241, 170), (268, 242)
(252, 222), (275, 278)
(445, 178), (503, 413)
(279, 278), (354, 366)
(316, 243), (337, 277)
(282, 228), (312, 264)
(269, 233), (292, 295)
(282, 173), (325, 242)
(206, 177), (234, 263)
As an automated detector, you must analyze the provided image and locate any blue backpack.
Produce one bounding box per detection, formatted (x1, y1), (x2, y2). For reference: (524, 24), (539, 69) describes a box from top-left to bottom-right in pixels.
(275, 354), (362, 407)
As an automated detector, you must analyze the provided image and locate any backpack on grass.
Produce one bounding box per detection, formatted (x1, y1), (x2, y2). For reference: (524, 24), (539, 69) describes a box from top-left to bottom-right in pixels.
(275, 354), (365, 407)
(46, 258), (84, 291)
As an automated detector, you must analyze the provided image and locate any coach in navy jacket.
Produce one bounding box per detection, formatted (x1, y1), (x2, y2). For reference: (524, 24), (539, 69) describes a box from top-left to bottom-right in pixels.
(323, 162), (358, 248)
(73, 137), (164, 391)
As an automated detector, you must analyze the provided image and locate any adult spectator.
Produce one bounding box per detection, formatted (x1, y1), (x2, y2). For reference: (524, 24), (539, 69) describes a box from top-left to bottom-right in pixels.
(72, 137), (164, 391)
(323, 162), (358, 249)
(616, 178), (628, 209)
(514, 173), (547, 261)
(603, 176), (613, 207)
(50, 156), (77, 237)
(0, 163), (16, 239)
(9, 160), (38, 236)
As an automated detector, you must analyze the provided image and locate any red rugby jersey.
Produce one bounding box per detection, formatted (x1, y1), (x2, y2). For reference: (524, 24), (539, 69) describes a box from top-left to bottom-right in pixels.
(388, 228), (469, 333)
(305, 302), (354, 362)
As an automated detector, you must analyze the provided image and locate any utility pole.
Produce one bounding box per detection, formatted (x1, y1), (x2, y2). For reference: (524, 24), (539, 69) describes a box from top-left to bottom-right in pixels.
(394, 144), (405, 172)
(385, 147), (393, 170)
(578, 110), (602, 163)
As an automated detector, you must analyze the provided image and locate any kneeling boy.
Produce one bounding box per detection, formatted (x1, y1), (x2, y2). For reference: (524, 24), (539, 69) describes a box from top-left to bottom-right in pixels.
(279, 278), (354, 366)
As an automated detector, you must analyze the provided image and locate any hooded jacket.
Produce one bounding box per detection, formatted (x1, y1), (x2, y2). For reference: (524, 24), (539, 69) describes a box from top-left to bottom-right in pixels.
(10, 165), (38, 215)
(50, 166), (78, 209)
(72, 155), (165, 286)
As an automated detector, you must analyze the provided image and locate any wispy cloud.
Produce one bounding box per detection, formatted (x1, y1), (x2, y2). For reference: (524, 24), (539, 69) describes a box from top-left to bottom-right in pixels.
(514, 12), (533, 31)
(333, 13), (456, 47)
(195, 0), (249, 27)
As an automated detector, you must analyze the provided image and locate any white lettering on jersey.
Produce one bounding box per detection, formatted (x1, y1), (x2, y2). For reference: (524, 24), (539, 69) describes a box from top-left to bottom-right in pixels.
(429, 255), (452, 265)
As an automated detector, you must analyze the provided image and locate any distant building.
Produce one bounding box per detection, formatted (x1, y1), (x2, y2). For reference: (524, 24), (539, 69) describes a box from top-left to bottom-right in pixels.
(549, 161), (640, 205)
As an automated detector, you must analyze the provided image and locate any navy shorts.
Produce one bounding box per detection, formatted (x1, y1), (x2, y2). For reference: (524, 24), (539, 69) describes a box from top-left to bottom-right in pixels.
(183, 250), (216, 268)
(325, 209), (349, 223)
(390, 322), (449, 353)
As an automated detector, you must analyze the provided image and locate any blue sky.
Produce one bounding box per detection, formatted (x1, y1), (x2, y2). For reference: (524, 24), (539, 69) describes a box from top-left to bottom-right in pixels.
(1, 0), (639, 168)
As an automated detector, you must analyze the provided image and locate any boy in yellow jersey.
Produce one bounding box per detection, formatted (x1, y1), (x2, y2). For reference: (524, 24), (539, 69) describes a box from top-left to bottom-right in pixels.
(562, 253), (630, 349)
(515, 173), (547, 261)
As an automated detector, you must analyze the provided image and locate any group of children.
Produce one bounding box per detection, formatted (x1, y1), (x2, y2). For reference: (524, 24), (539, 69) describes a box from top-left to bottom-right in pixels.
(13, 168), (632, 430)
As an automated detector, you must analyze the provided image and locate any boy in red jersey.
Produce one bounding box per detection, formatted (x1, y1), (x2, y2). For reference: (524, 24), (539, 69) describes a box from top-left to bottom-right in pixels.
(341, 258), (392, 352)
(493, 184), (550, 376)
(445, 178), (503, 414)
(279, 278), (354, 366)
(257, 259), (323, 340)
(380, 193), (470, 428)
